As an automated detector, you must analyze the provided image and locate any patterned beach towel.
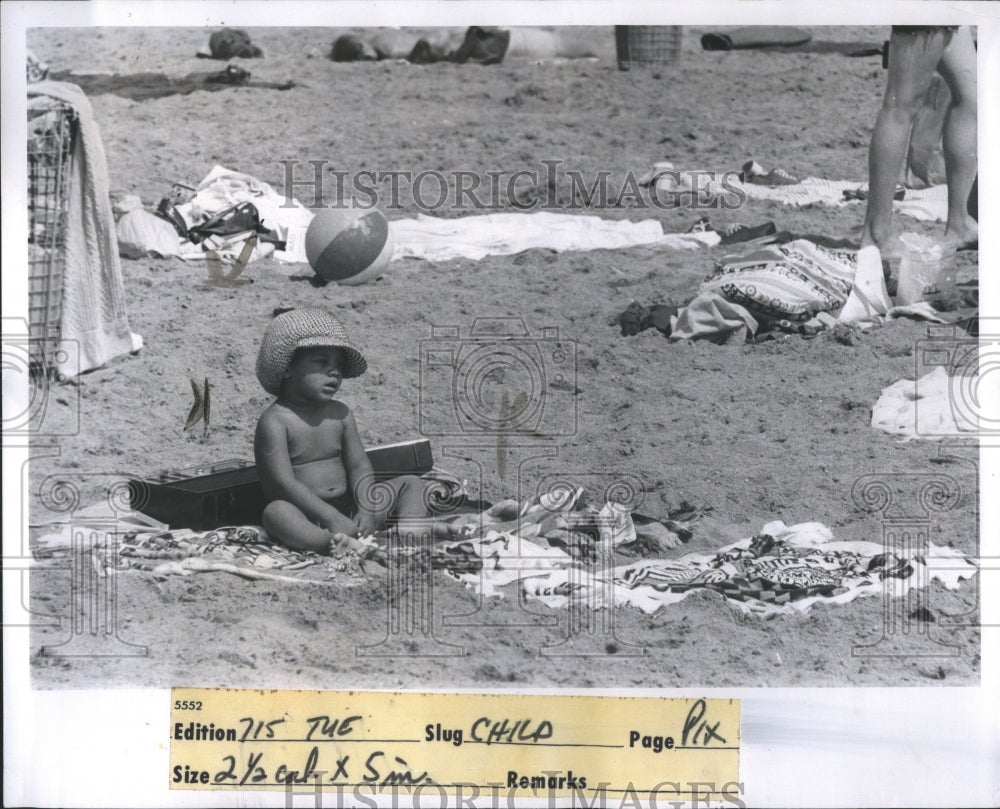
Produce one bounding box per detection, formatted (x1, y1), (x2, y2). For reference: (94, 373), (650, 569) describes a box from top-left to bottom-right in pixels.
(699, 239), (856, 322)
(456, 520), (977, 616)
(34, 498), (976, 617)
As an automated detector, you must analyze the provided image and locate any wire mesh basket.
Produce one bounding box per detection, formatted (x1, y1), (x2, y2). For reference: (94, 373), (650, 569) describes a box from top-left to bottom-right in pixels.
(615, 26), (683, 70)
(27, 97), (77, 369)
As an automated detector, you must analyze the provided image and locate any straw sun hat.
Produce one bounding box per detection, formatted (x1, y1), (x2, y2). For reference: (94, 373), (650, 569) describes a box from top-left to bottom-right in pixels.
(255, 309), (367, 396)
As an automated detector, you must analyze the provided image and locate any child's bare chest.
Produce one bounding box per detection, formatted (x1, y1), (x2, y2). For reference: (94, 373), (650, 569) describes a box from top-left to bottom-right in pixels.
(286, 417), (345, 465)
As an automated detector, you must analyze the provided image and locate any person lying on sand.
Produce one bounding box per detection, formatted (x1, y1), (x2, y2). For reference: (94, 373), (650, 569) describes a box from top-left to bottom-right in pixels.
(331, 26), (597, 65)
(331, 27), (510, 65)
(254, 309), (454, 555)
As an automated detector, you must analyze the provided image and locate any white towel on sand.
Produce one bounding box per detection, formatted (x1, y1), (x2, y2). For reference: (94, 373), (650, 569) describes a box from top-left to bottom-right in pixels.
(389, 212), (719, 262)
(737, 177), (948, 223)
(185, 168), (721, 264)
(28, 82), (142, 376)
(895, 185), (950, 223)
(872, 366), (978, 441)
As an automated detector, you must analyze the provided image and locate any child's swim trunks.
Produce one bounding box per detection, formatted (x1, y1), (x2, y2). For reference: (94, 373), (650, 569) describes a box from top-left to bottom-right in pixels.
(323, 492), (357, 520)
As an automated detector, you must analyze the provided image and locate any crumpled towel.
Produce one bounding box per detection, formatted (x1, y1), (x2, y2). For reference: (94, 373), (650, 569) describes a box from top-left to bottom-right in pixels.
(389, 212), (720, 262)
(895, 185), (950, 223)
(704, 238), (857, 323)
(176, 165), (314, 262)
(116, 209), (183, 258)
(886, 301), (946, 323)
(668, 291), (758, 343)
(872, 365), (978, 441)
(27, 82), (143, 375)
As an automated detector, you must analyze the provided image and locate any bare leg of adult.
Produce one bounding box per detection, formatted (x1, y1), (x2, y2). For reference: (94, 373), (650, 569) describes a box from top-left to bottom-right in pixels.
(936, 26), (978, 248)
(860, 29), (948, 251)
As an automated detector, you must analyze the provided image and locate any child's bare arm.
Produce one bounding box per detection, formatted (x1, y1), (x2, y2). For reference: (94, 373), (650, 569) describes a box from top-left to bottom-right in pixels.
(254, 410), (357, 533)
(340, 411), (379, 534)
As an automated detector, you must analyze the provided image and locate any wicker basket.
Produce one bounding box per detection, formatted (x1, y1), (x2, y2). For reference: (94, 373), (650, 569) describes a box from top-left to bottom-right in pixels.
(615, 26), (683, 70)
(27, 97), (77, 369)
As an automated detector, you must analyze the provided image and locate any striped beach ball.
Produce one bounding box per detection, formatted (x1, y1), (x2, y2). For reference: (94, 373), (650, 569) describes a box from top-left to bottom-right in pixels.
(305, 205), (394, 285)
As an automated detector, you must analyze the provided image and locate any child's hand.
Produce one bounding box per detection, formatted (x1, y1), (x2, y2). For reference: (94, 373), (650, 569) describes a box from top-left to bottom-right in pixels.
(355, 512), (380, 537)
(322, 516), (359, 536)
(329, 531), (387, 568)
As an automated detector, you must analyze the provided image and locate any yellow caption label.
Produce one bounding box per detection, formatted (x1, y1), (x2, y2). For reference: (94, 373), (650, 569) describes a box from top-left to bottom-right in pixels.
(170, 688), (739, 800)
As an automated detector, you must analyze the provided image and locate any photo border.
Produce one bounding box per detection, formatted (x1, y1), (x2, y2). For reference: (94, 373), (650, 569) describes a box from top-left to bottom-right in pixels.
(3, 1), (997, 806)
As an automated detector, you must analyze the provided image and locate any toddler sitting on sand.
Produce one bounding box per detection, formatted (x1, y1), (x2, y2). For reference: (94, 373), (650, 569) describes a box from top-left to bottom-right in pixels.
(254, 308), (450, 555)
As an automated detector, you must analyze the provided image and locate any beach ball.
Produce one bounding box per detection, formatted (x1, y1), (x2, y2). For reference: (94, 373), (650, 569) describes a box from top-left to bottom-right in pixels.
(305, 205), (394, 285)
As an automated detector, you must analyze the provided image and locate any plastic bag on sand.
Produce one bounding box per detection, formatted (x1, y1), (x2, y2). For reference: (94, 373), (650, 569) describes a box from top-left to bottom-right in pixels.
(896, 232), (957, 307)
(117, 209), (182, 258)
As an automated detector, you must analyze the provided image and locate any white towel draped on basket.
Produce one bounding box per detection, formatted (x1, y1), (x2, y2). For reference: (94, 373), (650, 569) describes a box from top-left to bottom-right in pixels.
(28, 81), (142, 376)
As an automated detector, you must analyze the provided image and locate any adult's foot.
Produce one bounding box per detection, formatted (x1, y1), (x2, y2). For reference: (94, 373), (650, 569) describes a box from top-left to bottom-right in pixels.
(944, 218), (978, 251)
